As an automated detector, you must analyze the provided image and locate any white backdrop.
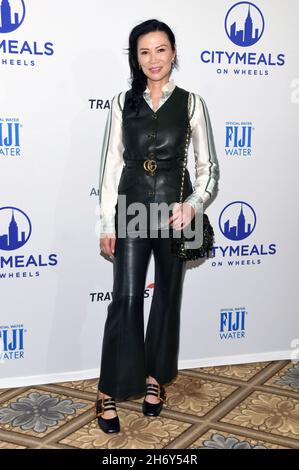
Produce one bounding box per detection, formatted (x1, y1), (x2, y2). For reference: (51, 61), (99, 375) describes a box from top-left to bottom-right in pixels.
(0, 0), (298, 388)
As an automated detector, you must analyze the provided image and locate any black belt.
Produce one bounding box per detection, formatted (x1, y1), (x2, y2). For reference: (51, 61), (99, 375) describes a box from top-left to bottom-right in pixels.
(124, 158), (185, 176)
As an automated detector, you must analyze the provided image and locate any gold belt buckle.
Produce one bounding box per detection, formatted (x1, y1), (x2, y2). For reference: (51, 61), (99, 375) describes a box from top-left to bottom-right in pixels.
(143, 159), (157, 176)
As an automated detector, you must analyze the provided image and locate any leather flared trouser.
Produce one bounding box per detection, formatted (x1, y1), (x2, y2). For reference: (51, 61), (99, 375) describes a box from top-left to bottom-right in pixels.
(98, 230), (187, 402)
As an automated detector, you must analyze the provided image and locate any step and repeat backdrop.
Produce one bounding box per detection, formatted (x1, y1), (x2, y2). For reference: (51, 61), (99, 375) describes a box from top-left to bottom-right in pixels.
(0, 0), (298, 388)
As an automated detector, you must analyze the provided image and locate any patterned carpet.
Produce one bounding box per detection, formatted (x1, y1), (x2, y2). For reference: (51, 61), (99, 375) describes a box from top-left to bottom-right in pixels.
(0, 360), (298, 449)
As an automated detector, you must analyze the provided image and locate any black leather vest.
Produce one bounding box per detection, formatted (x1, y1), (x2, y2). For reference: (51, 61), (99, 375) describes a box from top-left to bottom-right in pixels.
(116, 85), (193, 233)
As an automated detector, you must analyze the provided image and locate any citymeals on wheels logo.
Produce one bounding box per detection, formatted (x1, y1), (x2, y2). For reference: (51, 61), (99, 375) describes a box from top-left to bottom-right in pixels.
(211, 201), (277, 266)
(0, 117), (22, 157)
(0, 324), (25, 362)
(200, 1), (285, 75)
(0, 206), (58, 278)
(0, 0), (54, 67)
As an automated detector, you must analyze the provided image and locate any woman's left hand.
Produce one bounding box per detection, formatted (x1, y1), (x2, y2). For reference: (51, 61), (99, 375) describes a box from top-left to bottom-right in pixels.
(168, 202), (195, 231)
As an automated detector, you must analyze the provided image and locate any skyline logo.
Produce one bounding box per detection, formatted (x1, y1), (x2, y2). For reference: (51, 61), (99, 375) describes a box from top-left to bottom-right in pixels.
(219, 308), (247, 340)
(0, 0), (25, 33)
(225, 121), (254, 157)
(0, 206), (31, 250)
(219, 201), (256, 241)
(225, 2), (264, 47)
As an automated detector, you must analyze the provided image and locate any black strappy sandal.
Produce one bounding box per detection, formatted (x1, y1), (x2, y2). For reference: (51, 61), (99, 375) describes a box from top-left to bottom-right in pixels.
(142, 382), (167, 416)
(95, 393), (120, 433)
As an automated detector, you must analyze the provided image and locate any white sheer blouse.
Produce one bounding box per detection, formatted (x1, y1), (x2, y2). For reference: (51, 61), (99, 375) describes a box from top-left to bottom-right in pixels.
(98, 78), (220, 235)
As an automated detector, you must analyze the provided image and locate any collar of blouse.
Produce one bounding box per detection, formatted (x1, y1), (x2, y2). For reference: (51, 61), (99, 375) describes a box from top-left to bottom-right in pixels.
(144, 78), (176, 98)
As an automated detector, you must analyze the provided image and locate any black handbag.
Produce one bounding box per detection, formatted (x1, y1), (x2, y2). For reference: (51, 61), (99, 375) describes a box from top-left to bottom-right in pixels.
(170, 124), (215, 261)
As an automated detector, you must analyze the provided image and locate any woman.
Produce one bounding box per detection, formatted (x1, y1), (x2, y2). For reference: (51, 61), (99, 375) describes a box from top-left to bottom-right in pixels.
(96, 19), (219, 433)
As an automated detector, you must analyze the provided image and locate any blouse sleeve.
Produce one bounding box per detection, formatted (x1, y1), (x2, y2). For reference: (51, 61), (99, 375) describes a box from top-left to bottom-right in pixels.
(184, 92), (220, 212)
(98, 92), (125, 235)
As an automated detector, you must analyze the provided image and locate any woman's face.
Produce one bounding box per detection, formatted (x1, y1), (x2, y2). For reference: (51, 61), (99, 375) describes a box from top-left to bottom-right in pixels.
(137, 31), (175, 84)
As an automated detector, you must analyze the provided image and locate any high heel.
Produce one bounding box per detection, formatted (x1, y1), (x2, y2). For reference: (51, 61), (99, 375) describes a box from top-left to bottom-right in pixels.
(142, 382), (167, 416)
(95, 393), (120, 433)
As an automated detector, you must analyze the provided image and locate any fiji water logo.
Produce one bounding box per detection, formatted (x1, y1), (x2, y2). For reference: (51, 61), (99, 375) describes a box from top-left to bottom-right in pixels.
(225, 121), (254, 157)
(0, 118), (22, 157)
(225, 2), (264, 47)
(0, 324), (25, 361)
(220, 308), (247, 339)
(0, 0), (25, 33)
(219, 201), (256, 241)
(0, 207), (31, 250)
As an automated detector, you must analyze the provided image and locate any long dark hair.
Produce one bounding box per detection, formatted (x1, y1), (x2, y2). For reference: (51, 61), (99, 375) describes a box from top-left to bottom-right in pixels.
(125, 19), (179, 115)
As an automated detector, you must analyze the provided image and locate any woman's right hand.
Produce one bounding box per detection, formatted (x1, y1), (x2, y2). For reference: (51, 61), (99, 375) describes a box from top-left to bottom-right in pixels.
(100, 234), (116, 260)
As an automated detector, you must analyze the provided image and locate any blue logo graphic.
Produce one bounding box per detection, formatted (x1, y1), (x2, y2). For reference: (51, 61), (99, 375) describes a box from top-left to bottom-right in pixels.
(0, 118), (21, 156)
(0, 0), (25, 33)
(225, 122), (253, 157)
(219, 201), (256, 241)
(225, 2), (264, 47)
(0, 325), (25, 360)
(0, 206), (31, 250)
(220, 308), (247, 340)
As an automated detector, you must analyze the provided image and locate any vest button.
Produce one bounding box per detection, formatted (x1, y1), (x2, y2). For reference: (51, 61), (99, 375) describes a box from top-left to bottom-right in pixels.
(151, 113), (157, 119)
(148, 152), (155, 159)
(148, 132), (156, 138)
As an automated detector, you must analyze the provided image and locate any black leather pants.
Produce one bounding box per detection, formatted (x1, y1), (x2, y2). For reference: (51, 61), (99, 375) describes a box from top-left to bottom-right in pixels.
(98, 231), (187, 401)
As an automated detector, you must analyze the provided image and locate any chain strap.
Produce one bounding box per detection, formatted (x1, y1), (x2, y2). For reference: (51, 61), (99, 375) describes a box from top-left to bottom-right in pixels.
(178, 123), (192, 204)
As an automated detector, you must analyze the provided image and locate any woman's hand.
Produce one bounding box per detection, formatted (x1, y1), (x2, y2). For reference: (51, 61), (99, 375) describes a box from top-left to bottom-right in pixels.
(100, 234), (116, 260)
(168, 202), (195, 231)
